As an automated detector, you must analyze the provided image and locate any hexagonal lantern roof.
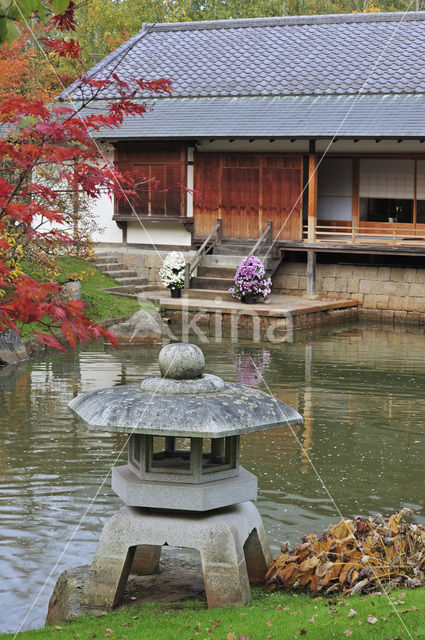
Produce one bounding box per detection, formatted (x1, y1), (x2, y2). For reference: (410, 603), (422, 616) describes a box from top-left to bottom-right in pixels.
(68, 343), (303, 439)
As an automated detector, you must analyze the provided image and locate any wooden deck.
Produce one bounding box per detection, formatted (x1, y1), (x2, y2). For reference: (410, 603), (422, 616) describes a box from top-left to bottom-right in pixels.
(301, 224), (425, 253)
(281, 237), (425, 256)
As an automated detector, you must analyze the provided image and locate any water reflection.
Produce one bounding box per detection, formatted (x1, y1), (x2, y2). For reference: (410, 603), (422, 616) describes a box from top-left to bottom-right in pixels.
(0, 323), (425, 631)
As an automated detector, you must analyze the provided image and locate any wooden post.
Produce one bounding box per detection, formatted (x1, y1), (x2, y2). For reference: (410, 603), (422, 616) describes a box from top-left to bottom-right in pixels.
(116, 221), (127, 245)
(306, 250), (317, 298)
(267, 220), (273, 245)
(414, 159), (418, 231)
(307, 141), (318, 242)
(184, 262), (191, 290)
(352, 158), (359, 243)
(217, 218), (222, 243)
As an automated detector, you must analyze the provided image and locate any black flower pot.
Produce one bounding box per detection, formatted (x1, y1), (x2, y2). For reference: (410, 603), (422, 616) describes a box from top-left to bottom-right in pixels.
(170, 288), (181, 299)
(241, 294), (257, 304)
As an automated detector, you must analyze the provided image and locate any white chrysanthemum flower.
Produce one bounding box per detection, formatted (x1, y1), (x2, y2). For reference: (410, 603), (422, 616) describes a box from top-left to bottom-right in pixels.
(159, 251), (186, 289)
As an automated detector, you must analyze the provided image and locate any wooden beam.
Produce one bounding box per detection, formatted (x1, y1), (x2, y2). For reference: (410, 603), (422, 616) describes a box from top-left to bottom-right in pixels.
(307, 153), (318, 242)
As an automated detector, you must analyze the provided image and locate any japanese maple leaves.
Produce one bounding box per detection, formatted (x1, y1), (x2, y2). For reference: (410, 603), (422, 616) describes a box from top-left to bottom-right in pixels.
(0, 1), (171, 349)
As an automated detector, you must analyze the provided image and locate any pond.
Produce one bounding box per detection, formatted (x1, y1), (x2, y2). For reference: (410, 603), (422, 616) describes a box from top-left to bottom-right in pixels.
(1, 322), (425, 632)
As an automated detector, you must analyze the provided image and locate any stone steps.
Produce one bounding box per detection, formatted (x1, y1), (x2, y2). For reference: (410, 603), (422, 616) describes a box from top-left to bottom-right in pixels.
(213, 243), (257, 256)
(202, 254), (245, 268)
(118, 276), (149, 286)
(184, 289), (234, 301)
(188, 243), (275, 297)
(202, 254), (274, 270)
(197, 266), (236, 279)
(104, 269), (139, 279)
(93, 253), (148, 294)
(97, 262), (124, 272)
(191, 277), (234, 291)
(95, 255), (119, 265)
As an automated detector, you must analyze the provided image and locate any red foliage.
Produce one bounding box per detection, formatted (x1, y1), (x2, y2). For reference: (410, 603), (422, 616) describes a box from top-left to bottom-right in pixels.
(50, 0), (77, 32)
(0, 15), (171, 350)
(40, 37), (81, 59)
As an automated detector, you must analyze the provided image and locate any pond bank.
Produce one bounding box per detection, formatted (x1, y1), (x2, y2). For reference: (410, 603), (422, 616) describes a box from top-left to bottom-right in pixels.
(146, 290), (359, 337)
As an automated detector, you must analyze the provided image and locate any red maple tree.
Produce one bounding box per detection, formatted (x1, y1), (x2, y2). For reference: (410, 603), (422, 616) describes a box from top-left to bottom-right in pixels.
(0, 1), (171, 350)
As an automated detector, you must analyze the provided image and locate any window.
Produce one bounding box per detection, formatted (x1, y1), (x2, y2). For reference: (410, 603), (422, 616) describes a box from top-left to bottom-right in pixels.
(115, 143), (186, 218)
(359, 159), (415, 223)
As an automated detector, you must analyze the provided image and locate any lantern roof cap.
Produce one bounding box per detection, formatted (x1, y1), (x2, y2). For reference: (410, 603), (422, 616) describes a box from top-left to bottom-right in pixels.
(68, 343), (303, 438)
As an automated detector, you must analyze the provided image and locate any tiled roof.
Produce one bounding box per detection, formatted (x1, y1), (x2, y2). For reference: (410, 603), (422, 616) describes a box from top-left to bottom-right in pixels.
(65, 11), (425, 101)
(78, 94), (425, 139)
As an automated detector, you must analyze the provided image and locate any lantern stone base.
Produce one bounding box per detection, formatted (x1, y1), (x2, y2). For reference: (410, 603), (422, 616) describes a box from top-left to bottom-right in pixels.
(112, 464), (257, 511)
(81, 501), (272, 610)
(46, 549), (205, 626)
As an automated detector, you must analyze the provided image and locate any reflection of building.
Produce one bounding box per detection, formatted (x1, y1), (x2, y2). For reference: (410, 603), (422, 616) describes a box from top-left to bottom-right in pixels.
(299, 346), (313, 474)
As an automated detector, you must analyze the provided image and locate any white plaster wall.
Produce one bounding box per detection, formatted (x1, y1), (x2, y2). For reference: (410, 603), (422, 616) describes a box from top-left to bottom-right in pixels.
(126, 221), (191, 246)
(317, 139), (425, 154)
(197, 139), (425, 154)
(91, 191), (121, 243)
(90, 147), (122, 244)
(198, 139), (309, 153)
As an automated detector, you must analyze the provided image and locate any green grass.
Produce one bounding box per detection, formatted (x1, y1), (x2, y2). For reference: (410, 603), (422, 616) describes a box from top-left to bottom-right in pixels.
(51, 256), (147, 322)
(20, 256), (146, 339)
(2, 588), (425, 640)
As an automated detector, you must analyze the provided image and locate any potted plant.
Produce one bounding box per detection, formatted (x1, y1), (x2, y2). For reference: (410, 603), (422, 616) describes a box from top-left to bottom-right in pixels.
(159, 251), (186, 298)
(229, 256), (272, 304)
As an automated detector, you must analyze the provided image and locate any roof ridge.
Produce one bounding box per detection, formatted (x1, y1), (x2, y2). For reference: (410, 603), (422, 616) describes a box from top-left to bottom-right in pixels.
(142, 10), (425, 32)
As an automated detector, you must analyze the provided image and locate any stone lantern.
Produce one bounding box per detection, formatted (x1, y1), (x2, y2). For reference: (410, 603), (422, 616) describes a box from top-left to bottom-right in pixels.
(68, 343), (303, 610)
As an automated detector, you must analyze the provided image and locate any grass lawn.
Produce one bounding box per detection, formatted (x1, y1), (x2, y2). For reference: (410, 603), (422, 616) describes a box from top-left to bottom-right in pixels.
(2, 588), (424, 640)
(20, 256), (146, 339)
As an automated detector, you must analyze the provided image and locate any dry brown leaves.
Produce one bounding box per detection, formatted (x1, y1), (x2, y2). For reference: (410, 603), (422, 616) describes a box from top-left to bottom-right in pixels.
(265, 508), (425, 595)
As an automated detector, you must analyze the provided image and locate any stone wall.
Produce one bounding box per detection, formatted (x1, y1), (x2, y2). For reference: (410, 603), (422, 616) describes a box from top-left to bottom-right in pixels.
(115, 250), (195, 287)
(273, 261), (425, 323)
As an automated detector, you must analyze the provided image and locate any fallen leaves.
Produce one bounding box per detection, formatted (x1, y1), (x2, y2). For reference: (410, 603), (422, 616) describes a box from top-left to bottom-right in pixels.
(367, 614), (378, 624)
(266, 508), (425, 595)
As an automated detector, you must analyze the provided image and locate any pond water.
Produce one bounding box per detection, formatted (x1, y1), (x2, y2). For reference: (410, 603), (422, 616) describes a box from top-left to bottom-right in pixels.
(1, 323), (425, 632)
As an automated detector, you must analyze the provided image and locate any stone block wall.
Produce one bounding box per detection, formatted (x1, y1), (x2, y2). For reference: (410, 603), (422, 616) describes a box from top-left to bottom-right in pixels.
(115, 250), (195, 286)
(273, 261), (425, 323)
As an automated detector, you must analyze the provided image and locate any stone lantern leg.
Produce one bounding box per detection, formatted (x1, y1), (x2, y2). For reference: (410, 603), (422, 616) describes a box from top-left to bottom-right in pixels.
(81, 502), (271, 609)
(67, 343), (303, 611)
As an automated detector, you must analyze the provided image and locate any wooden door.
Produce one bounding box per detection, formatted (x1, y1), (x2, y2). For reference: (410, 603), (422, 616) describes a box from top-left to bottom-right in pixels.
(193, 154), (220, 237)
(221, 166), (260, 239)
(194, 152), (303, 241)
(262, 156), (303, 241)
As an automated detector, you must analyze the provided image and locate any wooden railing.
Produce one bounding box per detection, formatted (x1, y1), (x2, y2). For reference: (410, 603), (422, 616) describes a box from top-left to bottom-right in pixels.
(248, 220), (274, 258)
(184, 218), (222, 289)
(303, 223), (425, 245)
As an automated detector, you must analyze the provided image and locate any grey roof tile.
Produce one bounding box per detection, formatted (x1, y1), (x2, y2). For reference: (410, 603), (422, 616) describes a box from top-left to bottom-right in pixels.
(78, 94), (425, 139)
(64, 11), (425, 101)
